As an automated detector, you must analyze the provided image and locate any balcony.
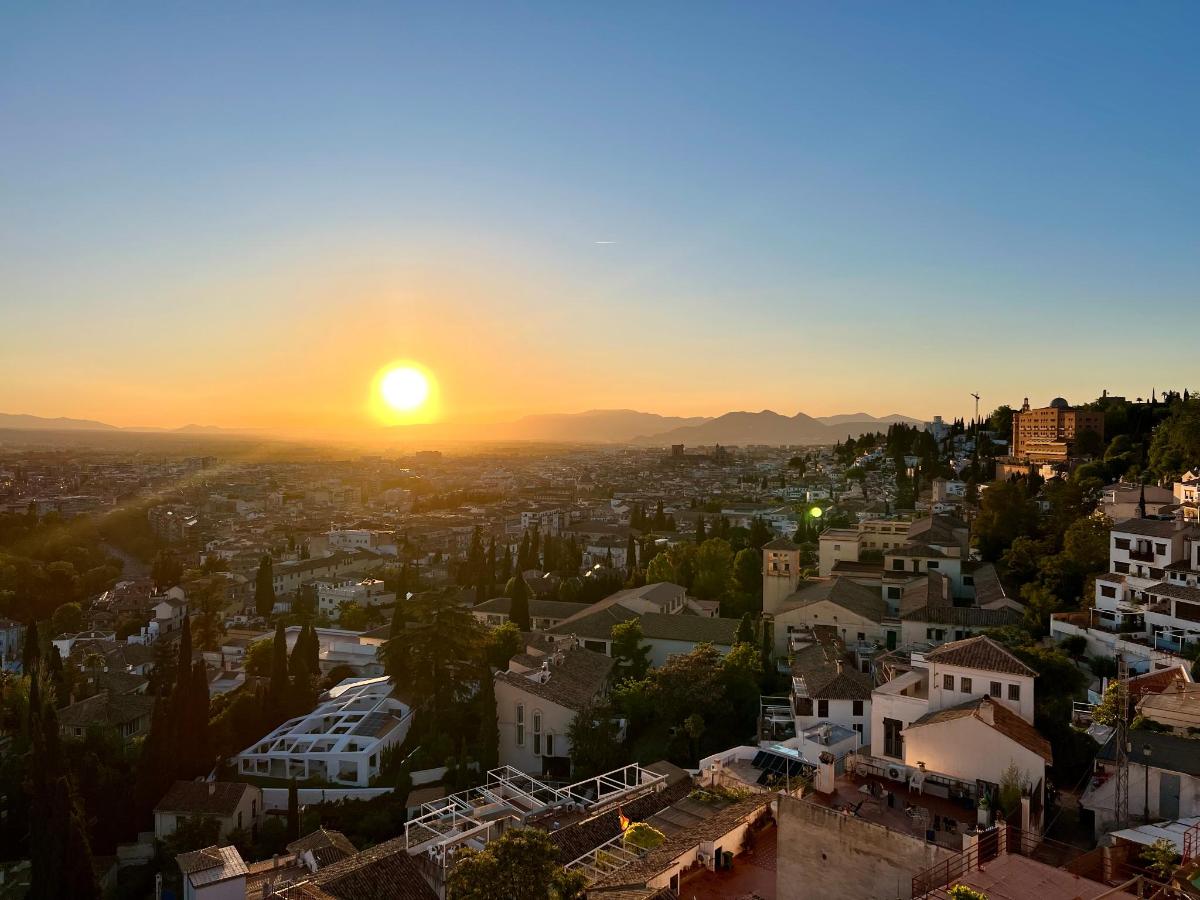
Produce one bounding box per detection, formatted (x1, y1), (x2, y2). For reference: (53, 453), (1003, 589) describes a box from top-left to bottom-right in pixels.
(1128, 547), (1155, 563)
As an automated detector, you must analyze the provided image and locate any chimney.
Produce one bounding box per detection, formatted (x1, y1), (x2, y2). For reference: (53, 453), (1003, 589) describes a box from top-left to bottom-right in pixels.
(835, 659), (843, 674)
(978, 697), (995, 725)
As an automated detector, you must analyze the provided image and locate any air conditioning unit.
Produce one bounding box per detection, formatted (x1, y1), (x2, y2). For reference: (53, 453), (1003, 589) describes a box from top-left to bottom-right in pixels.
(885, 763), (908, 783)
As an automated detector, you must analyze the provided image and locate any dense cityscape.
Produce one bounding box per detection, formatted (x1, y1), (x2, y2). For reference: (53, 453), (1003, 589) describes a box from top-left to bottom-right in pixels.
(0, 392), (1199, 898)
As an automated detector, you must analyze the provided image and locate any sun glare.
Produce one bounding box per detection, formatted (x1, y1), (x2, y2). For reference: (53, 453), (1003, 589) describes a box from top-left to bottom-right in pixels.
(369, 361), (439, 425)
(381, 366), (429, 411)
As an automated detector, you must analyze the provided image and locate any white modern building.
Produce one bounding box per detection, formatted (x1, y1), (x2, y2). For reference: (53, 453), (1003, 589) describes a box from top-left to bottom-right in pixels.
(234, 677), (412, 786)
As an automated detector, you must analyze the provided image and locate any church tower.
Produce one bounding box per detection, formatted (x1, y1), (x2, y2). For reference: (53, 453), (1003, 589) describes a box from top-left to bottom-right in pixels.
(762, 537), (802, 615)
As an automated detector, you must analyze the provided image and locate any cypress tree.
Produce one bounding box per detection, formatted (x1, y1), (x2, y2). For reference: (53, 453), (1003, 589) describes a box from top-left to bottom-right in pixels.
(530, 529), (540, 569)
(501, 545), (513, 581)
(269, 620), (290, 714)
(505, 575), (531, 632)
(28, 700), (100, 900)
(485, 538), (497, 594)
(477, 668), (498, 772)
(695, 515), (707, 544)
(306, 624), (320, 679)
(518, 532), (531, 572)
(21, 618), (39, 676)
(625, 535), (637, 574)
(190, 659), (212, 778)
(735, 613), (755, 646)
(254, 555), (275, 618)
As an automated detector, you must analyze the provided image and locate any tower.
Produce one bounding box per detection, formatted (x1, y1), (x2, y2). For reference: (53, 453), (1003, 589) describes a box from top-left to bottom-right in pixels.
(762, 538), (801, 615)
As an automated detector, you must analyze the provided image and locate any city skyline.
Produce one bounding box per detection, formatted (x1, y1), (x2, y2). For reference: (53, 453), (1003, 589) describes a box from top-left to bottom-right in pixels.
(3, 3), (1198, 434)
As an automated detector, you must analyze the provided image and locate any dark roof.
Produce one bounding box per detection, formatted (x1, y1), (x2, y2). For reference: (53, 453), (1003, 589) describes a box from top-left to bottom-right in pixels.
(548, 603), (640, 640)
(1111, 518), (1196, 539)
(58, 690), (154, 730)
(783, 578), (887, 622)
(902, 604), (1022, 627)
(635, 613), (740, 646)
(830, 560), (885, 576)
(495, 646), (615, 712)
(156, 781), (255, 817)
(908, 696), (1052, 764)
(472, 596), (590, 619)
(548, 777), (694, 863)
(1144, 582), (1200, 603)
(1097, 729), (1200, 777)
(307, 836), (437, 900)
(762, 537), (799, 551)
(287, 829), (358, 868)
(791, 628), (872, 701)
(964, 562), (1008, 606)
(924, 635), (1037, 677)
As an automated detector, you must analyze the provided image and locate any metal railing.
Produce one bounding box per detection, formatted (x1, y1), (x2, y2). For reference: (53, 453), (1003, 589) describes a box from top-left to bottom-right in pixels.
(912, 826), (1087, 898)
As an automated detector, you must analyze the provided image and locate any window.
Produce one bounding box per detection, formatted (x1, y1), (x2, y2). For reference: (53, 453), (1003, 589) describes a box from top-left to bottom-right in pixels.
(1115, 562), (1130, 574)
(817, 699), (829, 717)
(1115, 538), (1130, 550)
(857, 632), (866, 642)
(1008, 684), (1020, 702)
(1100, 585), (1116, 599)
(852, 700), (864, 717)
(533, 710), (542, 755)
(943, 674), (954, 690)
(883, 717), (904, 759)
(892, 559), (905, 571)
(1155, 543), (1167, 556)
(887, 587), (902, 600)
(961, 677), (972, 693)
(852, 723), (864, 736)
(927, 561), (939, 569)
(516, 704), (525, 746)
(545, 733), (554, 756)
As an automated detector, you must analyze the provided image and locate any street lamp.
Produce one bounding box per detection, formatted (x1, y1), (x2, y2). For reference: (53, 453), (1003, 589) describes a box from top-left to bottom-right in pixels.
(1143, 743), (1152, 822)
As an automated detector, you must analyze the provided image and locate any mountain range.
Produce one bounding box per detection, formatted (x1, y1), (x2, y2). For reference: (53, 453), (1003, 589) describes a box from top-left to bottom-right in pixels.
(0, 408), (921, 445)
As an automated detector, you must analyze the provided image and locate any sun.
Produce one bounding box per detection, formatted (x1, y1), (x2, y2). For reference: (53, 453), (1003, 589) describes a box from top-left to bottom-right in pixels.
(369, 361), (439, 425)
(380, 366), (430, 412)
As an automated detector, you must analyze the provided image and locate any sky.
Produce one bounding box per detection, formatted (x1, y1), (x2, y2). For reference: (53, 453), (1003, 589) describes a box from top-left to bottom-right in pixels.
(2, 2), (1198, 434)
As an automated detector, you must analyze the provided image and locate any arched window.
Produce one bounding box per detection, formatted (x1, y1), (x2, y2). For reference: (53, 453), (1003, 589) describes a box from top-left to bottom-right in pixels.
(516, 703), (525, 746)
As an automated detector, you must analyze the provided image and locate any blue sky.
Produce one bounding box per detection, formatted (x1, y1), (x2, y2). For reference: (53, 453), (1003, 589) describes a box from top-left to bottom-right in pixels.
(1, 2), (1197, 429)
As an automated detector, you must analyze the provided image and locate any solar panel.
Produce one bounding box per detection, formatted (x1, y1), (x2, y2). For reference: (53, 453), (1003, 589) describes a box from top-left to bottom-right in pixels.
(751, 751), (767, 769)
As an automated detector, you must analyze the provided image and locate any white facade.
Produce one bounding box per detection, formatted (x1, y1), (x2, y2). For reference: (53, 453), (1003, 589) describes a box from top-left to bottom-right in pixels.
(235, 677), (411, 786)
(315, 578), (395, 618)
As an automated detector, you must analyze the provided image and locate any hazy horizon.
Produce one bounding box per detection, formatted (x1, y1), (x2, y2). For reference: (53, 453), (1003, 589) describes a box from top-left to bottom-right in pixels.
(4, 3), (1197, 432)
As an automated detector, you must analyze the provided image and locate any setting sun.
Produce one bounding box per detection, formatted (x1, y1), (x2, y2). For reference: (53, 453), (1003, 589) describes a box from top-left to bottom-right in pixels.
(369, 361), (439, 426)
(381, 366), (430, 412)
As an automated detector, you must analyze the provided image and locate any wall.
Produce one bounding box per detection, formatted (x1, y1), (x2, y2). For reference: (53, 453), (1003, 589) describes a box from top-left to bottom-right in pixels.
(260, 786), (393, 811)
(776, 796), (953, 899)
(493, 678), (575, 776)
(927, 662), (1034, 723)
(900, 715), (1045, 790)
(644, 637), (732, 669)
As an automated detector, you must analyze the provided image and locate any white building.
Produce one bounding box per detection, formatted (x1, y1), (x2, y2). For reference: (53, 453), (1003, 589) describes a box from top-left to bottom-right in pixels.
(234, 677), (411, 786)
(177, 846), (248, 900)
(1051, 515), (1200, 669)
(326, 528), (397, 554)
(493, 636), (615, 780)
(315, 577), (395, 619)
(154, 781), (261, 842)
(863, 636), (1049, 818)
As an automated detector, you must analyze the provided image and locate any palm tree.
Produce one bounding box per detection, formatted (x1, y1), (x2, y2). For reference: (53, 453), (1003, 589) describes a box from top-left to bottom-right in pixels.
(380, 591), (483, 723)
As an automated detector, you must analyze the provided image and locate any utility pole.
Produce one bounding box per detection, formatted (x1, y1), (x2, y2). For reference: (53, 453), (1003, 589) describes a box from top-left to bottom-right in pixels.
(1115, 652), (1131, 828)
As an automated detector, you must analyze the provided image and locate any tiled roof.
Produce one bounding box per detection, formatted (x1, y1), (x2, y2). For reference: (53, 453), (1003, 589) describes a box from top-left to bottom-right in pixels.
(176, 845), (247, 886)
(495, 646), (615, 712)
(924, 635), (1037, 677)
(791, 629), (872, 701)
(156, 781), (255, 817)
(548, 777), (694, 863)
(472, 596), (590, 619)
(307, 836), (437, 900)
(762, 537), (799, 551)
(287, 829), (358, 868)
(1111, 518), (1196, 539)
(549, 603), (640, 639)
(635, 613), (740, 646)
(902, 604), (1022, 627)
(782, 578), (887, 623)
(1144, 582), (1200, 603)
(592, 794), (773, 888)
(908, 696), (1052, 764)
(58, 690), (154, 729)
